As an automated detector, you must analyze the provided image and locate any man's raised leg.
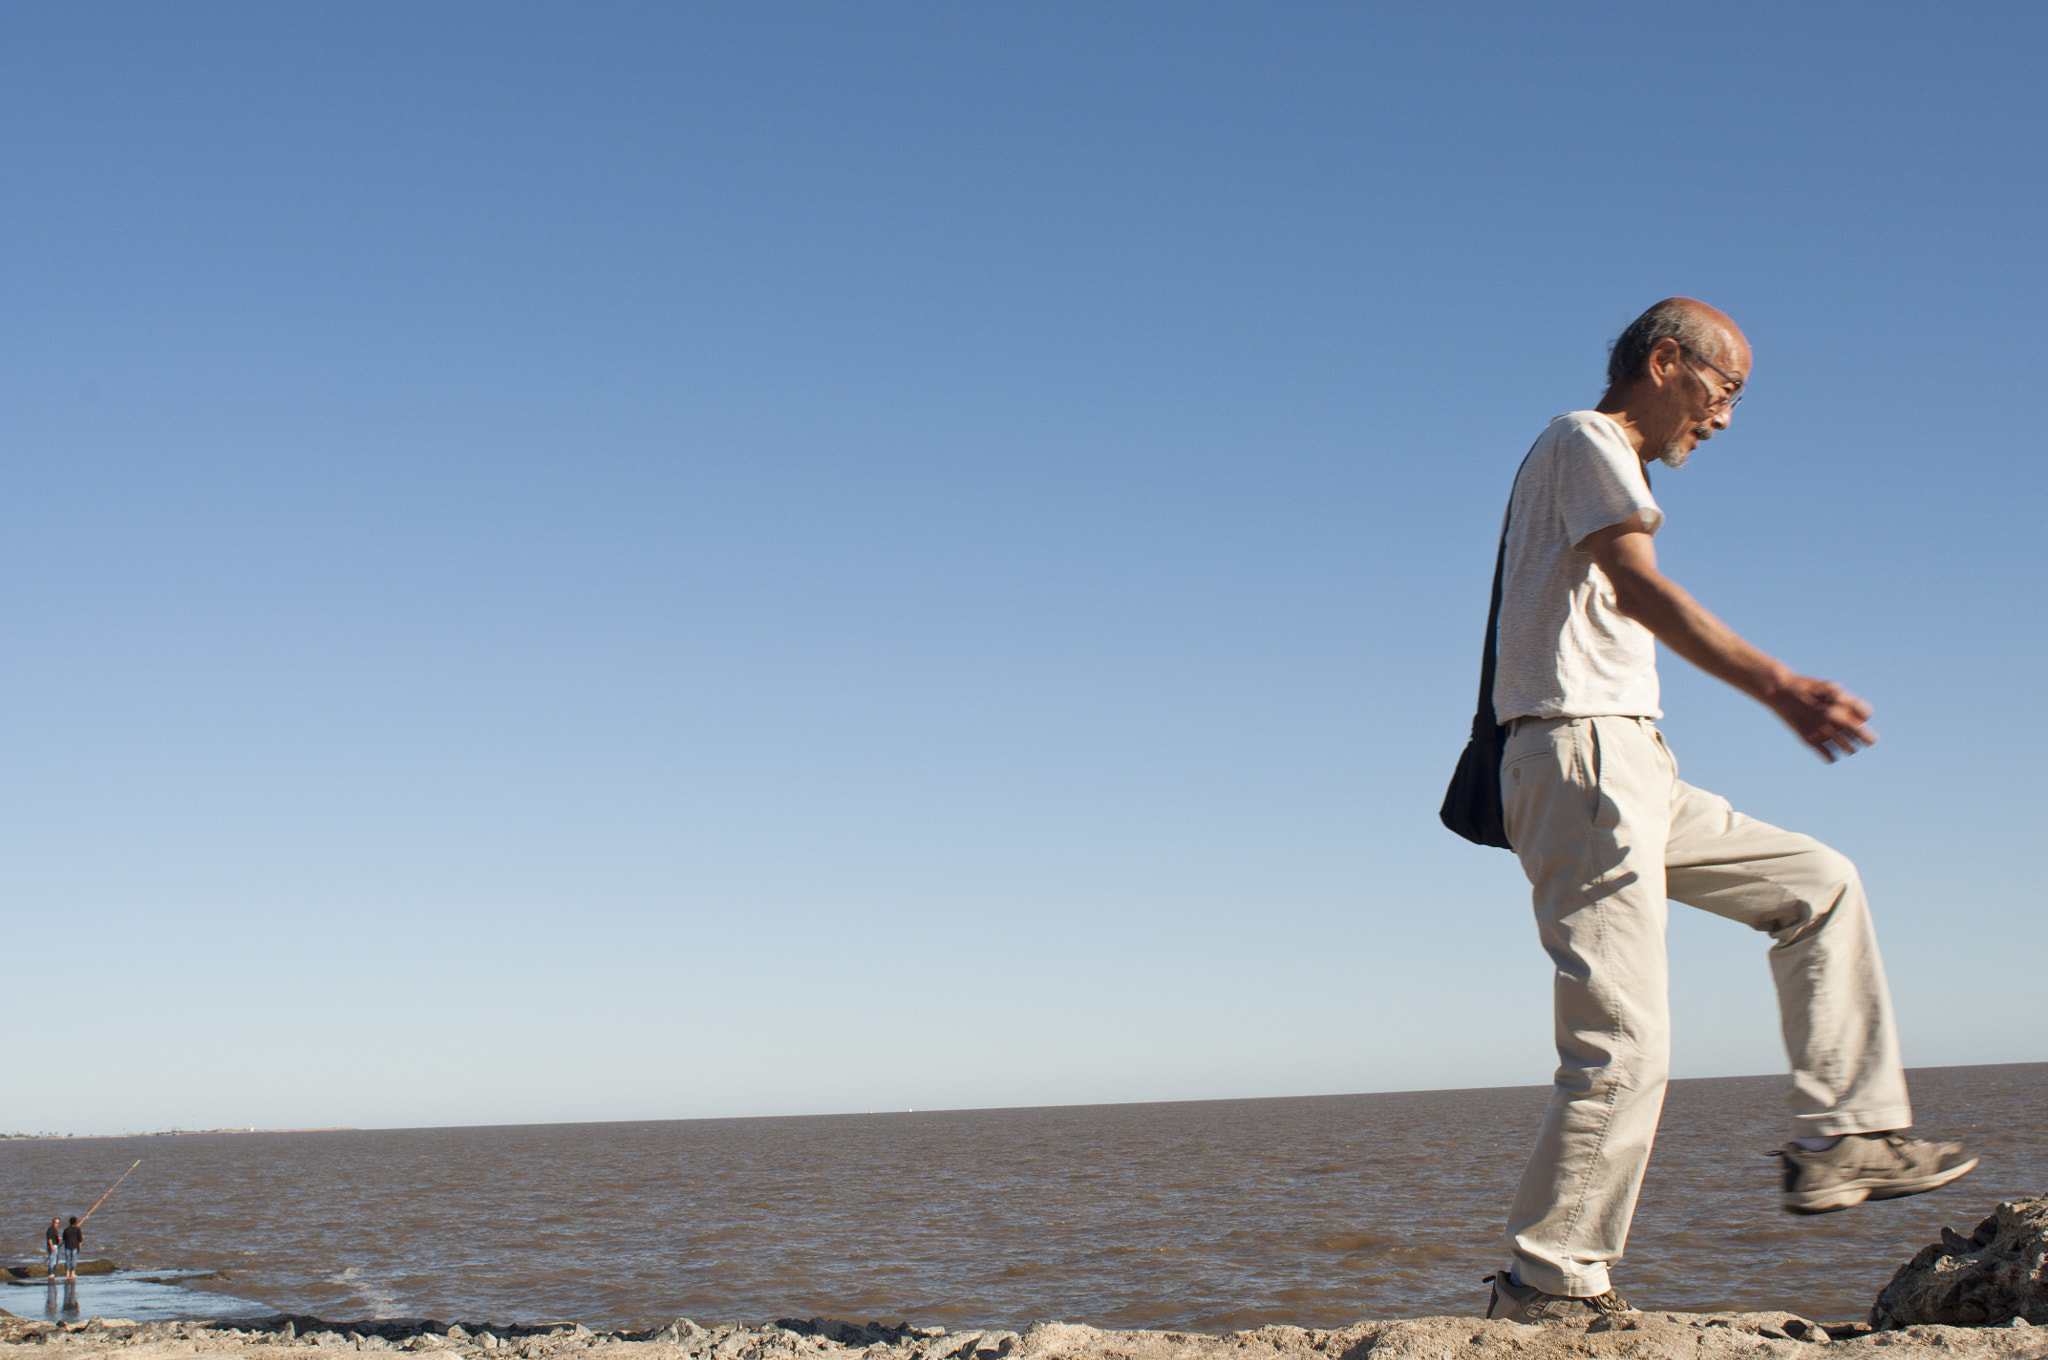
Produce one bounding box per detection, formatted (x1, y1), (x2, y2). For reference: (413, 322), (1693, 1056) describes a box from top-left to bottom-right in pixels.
(1662, 773), (1973, 1212)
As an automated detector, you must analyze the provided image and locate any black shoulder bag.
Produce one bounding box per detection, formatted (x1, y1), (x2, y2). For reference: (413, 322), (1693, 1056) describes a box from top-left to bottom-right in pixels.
(1437, 479), (1520, 850)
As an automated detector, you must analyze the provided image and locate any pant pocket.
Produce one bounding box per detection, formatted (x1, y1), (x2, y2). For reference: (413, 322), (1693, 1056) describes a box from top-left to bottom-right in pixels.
(1584, 719), (1621, 830)
(1501, 725), (1573, 853)
(1649, 723), (1678, 780)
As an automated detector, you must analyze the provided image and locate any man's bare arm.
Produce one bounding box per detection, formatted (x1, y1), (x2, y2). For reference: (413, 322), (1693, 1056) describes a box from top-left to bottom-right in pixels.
(1585, 519), (1877, 762)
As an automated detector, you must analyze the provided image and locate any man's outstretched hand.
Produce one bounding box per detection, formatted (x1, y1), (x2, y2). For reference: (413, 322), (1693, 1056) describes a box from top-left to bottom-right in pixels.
(1767, 676), (1877, 762)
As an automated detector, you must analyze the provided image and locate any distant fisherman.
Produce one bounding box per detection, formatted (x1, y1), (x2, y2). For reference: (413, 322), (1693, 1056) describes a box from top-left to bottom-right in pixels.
(1469, 298), (1976, 1323)
(60, 1217), (81, 1280)
(43, 1218), (61, 1275)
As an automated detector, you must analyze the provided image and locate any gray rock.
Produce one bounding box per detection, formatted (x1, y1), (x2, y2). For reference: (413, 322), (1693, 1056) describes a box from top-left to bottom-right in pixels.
(1871, 1195), (2048, 1329)
(918, 1332), (982, 1360)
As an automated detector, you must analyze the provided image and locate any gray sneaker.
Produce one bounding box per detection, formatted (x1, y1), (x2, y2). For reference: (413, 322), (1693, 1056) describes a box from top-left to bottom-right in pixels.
(1778, 1131), (1978, 1216)
(1483, 1272), (1635, 1324)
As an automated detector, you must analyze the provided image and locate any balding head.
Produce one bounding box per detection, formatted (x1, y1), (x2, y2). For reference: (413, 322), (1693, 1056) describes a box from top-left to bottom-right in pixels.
(1594, 298), (1753, 468)
(1605, 297), (1748, 393)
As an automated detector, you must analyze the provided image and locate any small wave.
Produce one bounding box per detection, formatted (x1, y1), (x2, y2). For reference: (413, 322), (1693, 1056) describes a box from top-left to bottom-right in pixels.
(330, 1265), (403, 1319)
(1314, 1234), (1388, 1253)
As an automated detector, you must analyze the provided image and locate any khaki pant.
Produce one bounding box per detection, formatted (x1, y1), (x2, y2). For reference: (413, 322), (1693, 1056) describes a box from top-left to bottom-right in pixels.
(1499, 715), (1910, 1298)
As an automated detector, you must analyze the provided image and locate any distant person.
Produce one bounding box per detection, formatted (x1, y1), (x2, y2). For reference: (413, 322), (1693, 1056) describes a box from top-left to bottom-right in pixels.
(43, 1217), (61, 1275)
(60, 1216), (81, 1280)
(1466, 298), (1975, 1323)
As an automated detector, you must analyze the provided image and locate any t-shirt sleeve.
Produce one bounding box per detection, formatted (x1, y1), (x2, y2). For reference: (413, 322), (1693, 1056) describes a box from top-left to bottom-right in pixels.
(1556, 417), (1662, 546)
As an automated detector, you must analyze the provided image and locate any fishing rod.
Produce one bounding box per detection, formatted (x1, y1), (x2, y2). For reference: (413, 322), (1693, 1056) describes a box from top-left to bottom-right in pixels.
(79, 1160), (141, 1224)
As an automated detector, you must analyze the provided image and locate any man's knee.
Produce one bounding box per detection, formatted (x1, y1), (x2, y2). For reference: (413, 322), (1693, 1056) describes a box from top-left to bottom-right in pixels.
(1766, 840), (1864, 940)
(1550, 1050), (1671, 1121)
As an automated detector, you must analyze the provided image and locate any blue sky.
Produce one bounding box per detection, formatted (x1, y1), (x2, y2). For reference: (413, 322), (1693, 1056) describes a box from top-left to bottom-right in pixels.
(3, 2), (2042, 1133)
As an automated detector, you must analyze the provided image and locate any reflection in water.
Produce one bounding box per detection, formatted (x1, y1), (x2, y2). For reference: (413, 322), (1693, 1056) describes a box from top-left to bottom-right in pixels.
(10, 1271), (270, 1325)
(43, 1275), (81, 1321)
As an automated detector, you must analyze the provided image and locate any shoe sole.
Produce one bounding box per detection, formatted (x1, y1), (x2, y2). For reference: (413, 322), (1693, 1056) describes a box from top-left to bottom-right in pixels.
(1784, 1156), (1979, 1215)
(1484, 1276), (1633, 1324)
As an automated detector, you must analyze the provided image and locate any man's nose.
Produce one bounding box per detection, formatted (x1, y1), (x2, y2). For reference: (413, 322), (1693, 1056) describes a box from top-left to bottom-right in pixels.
(1710, 406), (1734, 430)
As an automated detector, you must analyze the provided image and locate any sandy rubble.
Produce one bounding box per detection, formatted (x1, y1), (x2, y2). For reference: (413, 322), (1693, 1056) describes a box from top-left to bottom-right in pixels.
(1, 1310), (2045, 1360)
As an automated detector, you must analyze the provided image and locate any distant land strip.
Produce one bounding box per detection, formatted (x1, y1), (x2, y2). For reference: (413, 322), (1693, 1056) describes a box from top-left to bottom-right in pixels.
(0, 1128), (359, 1140)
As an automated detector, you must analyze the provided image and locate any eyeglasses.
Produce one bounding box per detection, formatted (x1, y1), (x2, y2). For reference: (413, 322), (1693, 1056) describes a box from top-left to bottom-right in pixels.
(1680, 346), (1745, 411)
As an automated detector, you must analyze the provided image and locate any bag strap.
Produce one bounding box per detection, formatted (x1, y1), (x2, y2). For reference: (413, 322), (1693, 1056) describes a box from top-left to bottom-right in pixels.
(1471, 521), (1508, 739)
(1472, 453), (1532, 739)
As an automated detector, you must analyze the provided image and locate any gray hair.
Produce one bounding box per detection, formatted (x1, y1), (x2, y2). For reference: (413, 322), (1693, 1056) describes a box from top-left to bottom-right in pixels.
(1605, 300), (1725, 391)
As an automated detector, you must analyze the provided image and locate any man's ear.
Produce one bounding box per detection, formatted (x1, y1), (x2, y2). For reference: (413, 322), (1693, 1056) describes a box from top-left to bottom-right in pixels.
(1645, 337), (1684, 387)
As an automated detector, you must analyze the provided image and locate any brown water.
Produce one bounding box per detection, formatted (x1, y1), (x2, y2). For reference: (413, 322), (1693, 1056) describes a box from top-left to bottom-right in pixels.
(2, 1064), (2042, 1332)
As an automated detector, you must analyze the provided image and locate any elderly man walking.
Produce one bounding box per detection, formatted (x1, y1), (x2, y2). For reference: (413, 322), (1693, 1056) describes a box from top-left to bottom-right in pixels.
(1474, 298), (1975, 1323)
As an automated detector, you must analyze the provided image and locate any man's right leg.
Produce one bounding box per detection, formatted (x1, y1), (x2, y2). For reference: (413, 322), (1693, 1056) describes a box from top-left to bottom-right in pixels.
(1498, 716), (1674, 1302)
(1661, 777), (1910, 1135)
(1660, 772), (1973, 1212)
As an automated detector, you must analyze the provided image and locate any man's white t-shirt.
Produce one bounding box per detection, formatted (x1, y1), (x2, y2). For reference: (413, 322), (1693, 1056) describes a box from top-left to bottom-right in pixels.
(1492, 410), (1664, 723)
